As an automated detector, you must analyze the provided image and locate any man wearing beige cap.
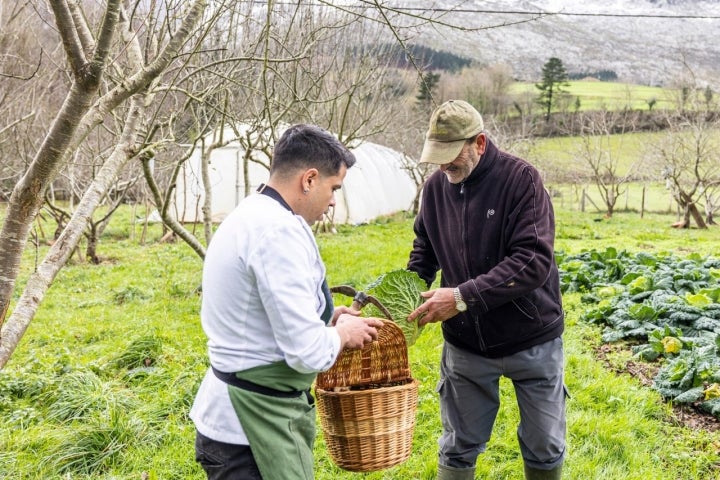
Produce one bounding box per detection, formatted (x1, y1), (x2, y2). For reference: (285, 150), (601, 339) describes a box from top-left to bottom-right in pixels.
(407, 100), (566, 480)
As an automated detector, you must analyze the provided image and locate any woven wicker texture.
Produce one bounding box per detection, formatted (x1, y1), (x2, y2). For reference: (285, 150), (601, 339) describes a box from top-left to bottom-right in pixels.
(315, 320), (418, 472)
(315, 320), (411, 390)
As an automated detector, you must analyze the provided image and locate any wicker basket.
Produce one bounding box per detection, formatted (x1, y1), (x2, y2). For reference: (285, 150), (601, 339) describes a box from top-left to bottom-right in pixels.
(315, 320), (418, 472)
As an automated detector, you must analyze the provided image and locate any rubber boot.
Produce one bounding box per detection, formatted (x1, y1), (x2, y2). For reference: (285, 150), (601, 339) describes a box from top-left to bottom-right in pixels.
(523, 463), (562, 479)
(437, 463), (475, 480)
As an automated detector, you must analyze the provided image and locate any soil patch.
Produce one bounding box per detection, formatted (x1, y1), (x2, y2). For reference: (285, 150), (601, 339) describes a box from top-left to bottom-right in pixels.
(594, 343), (720, 433)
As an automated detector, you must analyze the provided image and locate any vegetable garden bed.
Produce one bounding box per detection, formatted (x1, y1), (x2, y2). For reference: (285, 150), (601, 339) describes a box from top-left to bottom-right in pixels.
(559, 248), (720, 419)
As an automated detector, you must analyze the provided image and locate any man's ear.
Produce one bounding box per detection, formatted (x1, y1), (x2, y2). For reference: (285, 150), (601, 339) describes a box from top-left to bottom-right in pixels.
(476, 133), (487, 155)
(301, 168), (319, 191)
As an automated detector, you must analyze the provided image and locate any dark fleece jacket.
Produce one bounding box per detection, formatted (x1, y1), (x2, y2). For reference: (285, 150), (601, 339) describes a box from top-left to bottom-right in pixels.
(408, 138), (564, 358)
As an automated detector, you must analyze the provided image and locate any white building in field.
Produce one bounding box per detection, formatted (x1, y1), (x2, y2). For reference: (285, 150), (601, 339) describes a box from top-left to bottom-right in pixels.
(173, 125), (418, 225)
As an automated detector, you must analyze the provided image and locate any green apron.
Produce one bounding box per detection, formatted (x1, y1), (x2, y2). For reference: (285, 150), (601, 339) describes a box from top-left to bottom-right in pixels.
(225, 361), (318, 480)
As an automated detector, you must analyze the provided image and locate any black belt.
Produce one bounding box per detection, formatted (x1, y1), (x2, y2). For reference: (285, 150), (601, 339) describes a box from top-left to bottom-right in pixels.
(212, 366), (314, 404)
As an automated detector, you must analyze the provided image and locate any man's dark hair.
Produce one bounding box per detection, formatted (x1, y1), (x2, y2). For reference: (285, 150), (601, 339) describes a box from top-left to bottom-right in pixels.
(271, 124), (356, 178)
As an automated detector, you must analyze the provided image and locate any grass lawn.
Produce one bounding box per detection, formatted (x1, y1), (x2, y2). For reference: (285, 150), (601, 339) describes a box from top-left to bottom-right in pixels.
(511, 81), (677, 111)
(1, 208), (719, 479)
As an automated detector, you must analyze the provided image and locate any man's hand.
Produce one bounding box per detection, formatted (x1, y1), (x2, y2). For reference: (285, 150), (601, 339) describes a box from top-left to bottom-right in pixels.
(334, 315), (383, 349)
(331, 305), (361, 326)
(407, 288), (459, 326)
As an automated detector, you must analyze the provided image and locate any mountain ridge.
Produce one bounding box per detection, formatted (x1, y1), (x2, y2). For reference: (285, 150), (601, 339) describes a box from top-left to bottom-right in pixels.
(411, 0), (720, 86)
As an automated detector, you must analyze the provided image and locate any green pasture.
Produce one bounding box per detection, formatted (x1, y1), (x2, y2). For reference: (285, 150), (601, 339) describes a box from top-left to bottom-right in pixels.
(523, 128), (719, 215)
(511, 81), (677, 111)
(527, 130), (660, 175)
(1, 206), (719, 479)
(547, 182), (676, 216)
(525, 130), (671, 215)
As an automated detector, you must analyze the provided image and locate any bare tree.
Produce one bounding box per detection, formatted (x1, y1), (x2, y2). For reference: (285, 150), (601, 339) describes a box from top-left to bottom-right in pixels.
(703, 181), (720, 225)
(642, 60), (720, 228)
(144, 1), (422, 244)
(0, 0), (209, 369)
(444, 64), (515, 117)
(646, 113), (719, 229)
(573, 109), (640, 217)
(0, 1), (61, 200)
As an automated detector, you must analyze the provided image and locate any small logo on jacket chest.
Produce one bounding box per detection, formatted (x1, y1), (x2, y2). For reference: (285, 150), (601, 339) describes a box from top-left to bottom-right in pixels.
(486, 209), (495, 219)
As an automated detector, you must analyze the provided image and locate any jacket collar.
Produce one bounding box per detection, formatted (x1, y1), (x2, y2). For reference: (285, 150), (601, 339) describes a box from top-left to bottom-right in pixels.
(464, 137), (498, 185)
(257, 183), (294, 213)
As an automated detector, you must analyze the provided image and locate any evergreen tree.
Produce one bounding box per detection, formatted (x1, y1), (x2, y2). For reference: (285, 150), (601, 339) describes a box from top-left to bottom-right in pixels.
(416, 71), (441, 107)
(535, 57), (569, 120)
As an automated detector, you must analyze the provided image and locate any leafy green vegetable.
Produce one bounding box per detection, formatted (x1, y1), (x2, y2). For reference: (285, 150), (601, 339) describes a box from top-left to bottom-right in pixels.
(597, 285), (624, 298)
(661, 336), (683, 354)
(686, 292), (712, 307)
(705, 383), (720, 400)
(628, 276), (652, 295)
(365, 269), (427, 347)
(628, 303), (659, 322)
(698, 287), (720, 303)
(560, 249), (720, 419)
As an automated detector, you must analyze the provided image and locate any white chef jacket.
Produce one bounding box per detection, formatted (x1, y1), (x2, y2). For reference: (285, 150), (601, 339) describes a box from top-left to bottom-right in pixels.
(190, 192), (342, 444)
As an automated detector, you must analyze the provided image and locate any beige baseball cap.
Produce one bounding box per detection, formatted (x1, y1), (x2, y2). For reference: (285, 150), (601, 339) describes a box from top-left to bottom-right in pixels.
(420, 100), (484, 165)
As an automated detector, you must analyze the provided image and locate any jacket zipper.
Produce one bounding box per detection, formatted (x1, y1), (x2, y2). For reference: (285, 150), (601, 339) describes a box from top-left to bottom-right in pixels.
(460, 181), (487, 352)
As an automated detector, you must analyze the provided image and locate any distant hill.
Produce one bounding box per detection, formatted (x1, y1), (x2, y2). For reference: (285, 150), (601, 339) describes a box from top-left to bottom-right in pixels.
(377, 43), (472, 72)
(410, 0), (720, 86)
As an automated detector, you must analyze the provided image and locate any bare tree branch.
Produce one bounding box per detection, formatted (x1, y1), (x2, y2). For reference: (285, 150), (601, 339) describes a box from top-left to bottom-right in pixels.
(48, 0), (89, 75)
(0, 1), (122, 337)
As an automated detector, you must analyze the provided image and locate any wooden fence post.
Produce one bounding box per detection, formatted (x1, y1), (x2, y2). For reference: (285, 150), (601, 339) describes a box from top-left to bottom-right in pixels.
(625, 188), (629, 210)
(641, 185), (646, 218)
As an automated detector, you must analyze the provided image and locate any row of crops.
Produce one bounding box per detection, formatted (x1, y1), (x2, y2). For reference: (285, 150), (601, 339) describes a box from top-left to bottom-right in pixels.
(557, 248), (720, 417)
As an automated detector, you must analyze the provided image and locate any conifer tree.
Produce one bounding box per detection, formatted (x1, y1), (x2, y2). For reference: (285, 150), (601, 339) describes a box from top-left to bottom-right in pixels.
(416, 71), (441, 108)
(536, 57), (569, 121)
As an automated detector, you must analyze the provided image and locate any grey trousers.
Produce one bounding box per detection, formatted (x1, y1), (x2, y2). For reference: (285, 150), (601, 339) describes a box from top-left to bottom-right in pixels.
(437, 337), (567, 470)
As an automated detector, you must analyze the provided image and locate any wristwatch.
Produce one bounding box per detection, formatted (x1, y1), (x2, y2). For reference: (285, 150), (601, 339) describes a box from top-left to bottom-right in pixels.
(453, 287), (467, 312)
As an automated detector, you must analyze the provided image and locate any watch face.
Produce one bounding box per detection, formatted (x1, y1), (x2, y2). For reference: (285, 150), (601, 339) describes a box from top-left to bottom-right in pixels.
(454, 288), (467, 312)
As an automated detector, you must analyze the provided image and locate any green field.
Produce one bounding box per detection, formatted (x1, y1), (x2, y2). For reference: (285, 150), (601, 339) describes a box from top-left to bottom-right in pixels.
(519, 128), (719, 216)
(1, 206), (719, 479)
(528, 130), (659, 174)
(511, 81), (677, 111)
(545, 182), (674, 215)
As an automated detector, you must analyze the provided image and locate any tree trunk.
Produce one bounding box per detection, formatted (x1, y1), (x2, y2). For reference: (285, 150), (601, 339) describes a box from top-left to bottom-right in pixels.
(678, 190), (708, 229)
(0, 1), (208, 368)
(85, 225), (100, 265)
(141, 157), (207, 260)
(201, 146), (214, 245)
(680, 205), (690, 228)
(0, 91), (148, 368)
(0, 1), (122, 335)
(688, 203), (708, 229)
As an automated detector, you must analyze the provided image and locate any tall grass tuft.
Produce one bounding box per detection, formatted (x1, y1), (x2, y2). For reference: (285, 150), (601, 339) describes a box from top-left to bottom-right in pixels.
(40, 406), (161, 475)
(110, 335), (164, 370)
(113, 285), (153, 304)
(43, 370), (138, 423)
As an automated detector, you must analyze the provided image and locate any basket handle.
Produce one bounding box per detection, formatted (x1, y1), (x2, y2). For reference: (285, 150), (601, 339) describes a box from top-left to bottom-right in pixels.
(330, 285), (394, 321)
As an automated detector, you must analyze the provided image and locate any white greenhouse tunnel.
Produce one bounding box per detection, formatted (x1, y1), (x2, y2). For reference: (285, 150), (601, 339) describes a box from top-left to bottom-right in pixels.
(172, 127), (418, 226)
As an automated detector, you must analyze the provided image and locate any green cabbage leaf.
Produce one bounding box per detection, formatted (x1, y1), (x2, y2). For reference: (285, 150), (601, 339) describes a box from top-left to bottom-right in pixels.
(365, 269), (427, 347)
